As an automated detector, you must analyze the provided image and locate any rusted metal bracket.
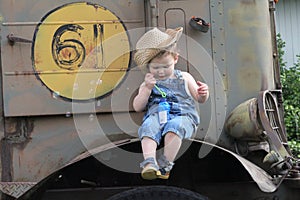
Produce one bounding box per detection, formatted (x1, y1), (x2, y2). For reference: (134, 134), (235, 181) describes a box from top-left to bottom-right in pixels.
(7, 33), (32, 45)
(258, 91), (293, 174)
(4, 118), (33, 144)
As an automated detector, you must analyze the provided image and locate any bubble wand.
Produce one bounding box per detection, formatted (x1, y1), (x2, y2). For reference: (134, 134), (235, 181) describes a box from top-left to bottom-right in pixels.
(154, 84), (167, 98)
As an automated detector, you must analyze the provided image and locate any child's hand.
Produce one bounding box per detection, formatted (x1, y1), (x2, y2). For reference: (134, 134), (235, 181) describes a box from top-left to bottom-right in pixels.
(197, 81), (209, 97)
(144, 73), (156, 90)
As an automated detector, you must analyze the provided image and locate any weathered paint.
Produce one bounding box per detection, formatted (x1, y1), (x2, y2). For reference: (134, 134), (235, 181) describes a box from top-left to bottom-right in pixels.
(32, 2), (130, 100)
(225, 0), (274, 107)
(0, 0), (144, 116)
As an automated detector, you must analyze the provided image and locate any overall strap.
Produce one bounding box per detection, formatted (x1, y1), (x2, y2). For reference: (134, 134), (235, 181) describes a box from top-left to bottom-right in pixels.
(174, 69), (183, 80)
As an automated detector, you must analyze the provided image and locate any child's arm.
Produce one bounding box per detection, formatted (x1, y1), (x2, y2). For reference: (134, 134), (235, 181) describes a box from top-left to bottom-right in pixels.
(182, 72), (209, 103)
(133, 73), (156, 112)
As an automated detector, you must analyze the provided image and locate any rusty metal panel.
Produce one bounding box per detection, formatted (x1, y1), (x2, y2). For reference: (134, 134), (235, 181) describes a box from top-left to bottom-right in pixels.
(0, 112), (142, 199)
(8, 113), (141, 182)
(223, 0), (275, 109)
(0, 0), (145, 116)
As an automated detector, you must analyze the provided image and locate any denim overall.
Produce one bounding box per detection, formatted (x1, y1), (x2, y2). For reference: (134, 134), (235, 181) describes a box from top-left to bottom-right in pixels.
(138, 70), (200, 145)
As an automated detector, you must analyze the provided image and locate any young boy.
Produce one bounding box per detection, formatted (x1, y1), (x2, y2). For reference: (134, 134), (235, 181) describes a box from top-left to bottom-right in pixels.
(133, 27), (209, 180)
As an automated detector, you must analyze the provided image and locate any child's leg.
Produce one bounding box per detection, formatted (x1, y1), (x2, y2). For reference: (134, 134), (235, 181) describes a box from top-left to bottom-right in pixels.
(141, 136), (158, 161)
(138, 114), (162, 179)
(164, 132), (182, 162)
(157, 115), (195, 179)
(162, 115), (195, 163)
(155, 132), (180, 179)
(138, 114), (161, 162)
(140, 137), (160, 180)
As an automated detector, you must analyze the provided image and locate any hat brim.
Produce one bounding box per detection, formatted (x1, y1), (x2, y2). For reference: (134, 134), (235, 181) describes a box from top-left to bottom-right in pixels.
(134, 27), (183, 68)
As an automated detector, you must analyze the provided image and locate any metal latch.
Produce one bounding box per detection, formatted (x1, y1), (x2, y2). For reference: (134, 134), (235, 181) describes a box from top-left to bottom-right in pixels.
(7, 33), (32, 45)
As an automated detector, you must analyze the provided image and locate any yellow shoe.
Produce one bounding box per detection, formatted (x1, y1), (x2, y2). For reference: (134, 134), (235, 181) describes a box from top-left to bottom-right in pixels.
(157, 168), (170, 179)
(141, 165), (160, 180)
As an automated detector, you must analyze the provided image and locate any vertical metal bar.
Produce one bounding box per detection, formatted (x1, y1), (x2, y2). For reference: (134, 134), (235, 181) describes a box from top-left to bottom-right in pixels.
(269, 0), (287, 139)
(210, 0), (227, 143)
(149, 0), (158, 27)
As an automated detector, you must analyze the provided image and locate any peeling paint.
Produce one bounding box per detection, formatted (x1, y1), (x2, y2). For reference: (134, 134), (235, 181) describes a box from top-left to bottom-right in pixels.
(4, 118), (33, 145)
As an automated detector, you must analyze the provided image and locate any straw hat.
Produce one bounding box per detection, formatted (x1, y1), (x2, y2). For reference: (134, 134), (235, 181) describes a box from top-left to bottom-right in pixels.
(134, 27), (183, 68)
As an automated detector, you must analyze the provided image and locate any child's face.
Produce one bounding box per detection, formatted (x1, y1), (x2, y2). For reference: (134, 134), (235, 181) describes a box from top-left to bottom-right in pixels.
(148, 53), (178, 80)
